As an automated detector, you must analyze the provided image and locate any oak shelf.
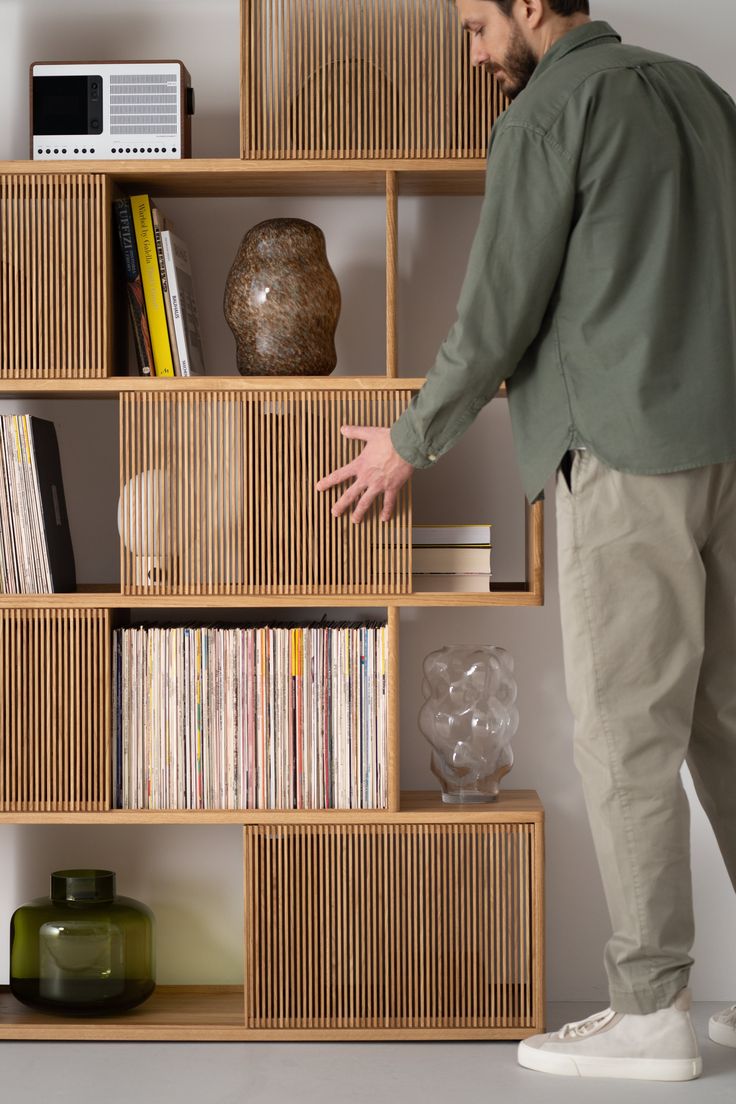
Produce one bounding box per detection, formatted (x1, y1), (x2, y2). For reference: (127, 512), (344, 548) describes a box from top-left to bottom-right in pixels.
(0, 986), (248, 1041)
(0, 158), (487, 197)
(0, 377), (507, 397)
(0, 586), (541, 609)
(0, 984), (539, 1041)
(0, 788), (543, 824)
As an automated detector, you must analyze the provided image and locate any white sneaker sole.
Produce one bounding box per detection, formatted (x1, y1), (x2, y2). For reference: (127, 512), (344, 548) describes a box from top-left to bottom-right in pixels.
(517, 1041), (703, 1081)
(709, 1019), (736, 1048)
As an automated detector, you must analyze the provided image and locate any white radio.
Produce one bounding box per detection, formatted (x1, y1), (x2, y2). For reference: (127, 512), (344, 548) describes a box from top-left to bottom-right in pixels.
(31, 61), (194, 160)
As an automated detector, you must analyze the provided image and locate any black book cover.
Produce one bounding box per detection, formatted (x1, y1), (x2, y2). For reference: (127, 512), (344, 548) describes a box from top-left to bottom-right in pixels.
(29, 418), (76, 592)
(113, 196), (154, 376)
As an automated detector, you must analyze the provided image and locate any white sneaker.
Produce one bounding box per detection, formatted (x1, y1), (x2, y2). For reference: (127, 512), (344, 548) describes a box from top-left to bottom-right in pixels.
(709, 1003), (736, 1048)
(517, 986), (702, 1081)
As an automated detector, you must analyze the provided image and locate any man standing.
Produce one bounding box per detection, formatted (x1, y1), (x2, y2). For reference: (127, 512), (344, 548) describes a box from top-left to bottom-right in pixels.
(316, 0), (736, 1081)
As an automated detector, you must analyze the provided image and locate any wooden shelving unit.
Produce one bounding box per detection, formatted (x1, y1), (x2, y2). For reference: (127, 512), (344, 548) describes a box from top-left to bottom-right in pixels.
(0, 156), (545, 1038)
(0, 0), (544, 1042)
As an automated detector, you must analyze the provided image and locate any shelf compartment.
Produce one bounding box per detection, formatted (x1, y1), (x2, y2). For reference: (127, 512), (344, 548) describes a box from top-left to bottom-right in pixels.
(408, 498), (544, 606)
(0, 604), (401, 818)
(241, 1), (506, 160)
(0, 173), (111, 379)
(244, 808), (544, 1034)
(111, 616), (394, 813)
(119, 387), (413, 596)
(0, 608), (111, 811)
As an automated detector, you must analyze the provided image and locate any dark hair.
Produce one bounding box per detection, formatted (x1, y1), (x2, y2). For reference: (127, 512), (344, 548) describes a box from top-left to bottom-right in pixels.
(488, 0), (590, 14)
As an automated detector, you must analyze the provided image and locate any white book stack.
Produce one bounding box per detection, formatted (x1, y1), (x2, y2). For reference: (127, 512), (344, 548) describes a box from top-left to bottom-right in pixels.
(412, 523), (493, 592)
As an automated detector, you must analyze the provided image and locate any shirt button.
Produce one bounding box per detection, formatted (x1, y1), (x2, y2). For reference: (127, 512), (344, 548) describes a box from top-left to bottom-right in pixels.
(428, 452), (437, 462)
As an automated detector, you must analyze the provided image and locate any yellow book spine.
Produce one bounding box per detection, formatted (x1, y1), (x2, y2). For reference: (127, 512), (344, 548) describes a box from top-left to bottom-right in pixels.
(129, 194), (175, 377)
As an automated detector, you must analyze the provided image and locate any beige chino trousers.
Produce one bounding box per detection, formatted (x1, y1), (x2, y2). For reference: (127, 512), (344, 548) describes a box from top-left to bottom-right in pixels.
(555, 448), (736, 1014)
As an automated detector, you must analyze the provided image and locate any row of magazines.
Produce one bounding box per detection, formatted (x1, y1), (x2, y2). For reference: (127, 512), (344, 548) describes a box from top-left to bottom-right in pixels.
(113, 621), (389, 810)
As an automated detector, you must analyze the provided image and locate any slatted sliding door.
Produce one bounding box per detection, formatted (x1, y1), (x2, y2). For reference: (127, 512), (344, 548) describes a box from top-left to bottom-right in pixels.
(0, 609), (111, 811)
(120, 388), (413, 595)
(244, 820), (542, 1033)
(241, 0), (507, 159)
(0, 173), (109, 378)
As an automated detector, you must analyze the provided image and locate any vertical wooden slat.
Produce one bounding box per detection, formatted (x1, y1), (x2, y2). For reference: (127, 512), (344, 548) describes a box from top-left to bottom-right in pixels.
(329, 390), (338, 591)
(9, 611), (18, 807)
(318, 823), (326, 1023)
(28, 176), (38, 375)
(385, 171), (398, 378)
(19, 176), (28, 376)
(0, 617), (7, 807)
(243, 826), (252, 1026)
(1, 178), (7, 371)
(20, 612), (29, 808)
(10, 177), (19, 373)
(81, 174), (89, 377)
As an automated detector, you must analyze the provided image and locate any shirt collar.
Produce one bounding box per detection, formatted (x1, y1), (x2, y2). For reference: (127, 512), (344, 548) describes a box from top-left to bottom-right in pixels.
(526, 20), (623, 88)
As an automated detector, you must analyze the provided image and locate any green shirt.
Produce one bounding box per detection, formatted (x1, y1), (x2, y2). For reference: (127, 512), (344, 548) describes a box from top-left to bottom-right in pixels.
(390, 20), (736, 503)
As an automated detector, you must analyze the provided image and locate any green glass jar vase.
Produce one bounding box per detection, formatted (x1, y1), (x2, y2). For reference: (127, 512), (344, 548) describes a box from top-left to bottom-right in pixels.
(10, 869), (155, 1015)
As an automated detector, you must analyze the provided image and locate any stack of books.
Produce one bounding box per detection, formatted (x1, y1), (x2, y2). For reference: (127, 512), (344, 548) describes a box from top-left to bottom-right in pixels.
(0, 415), (76, 593)
(112, 621), (388, 811)
(412, 523), (493, 592)
(113, 193), (205, 377)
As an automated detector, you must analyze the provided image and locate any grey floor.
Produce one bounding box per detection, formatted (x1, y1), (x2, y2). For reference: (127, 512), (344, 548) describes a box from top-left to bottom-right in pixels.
(1, 1001), (734, 1102)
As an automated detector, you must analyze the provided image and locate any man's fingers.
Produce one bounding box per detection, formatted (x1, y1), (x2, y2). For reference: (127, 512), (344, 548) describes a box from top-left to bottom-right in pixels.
(332, 481), (367, 517)
(315, 461), (357, 492)
(340, 424), (373, 441)
(350, 486), (378, 524)
(380, 487), (397, 522)
(328, 478), (401, 524)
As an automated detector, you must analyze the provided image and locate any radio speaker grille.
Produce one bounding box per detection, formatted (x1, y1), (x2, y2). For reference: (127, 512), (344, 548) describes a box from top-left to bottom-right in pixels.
(109, 73), (179, 136)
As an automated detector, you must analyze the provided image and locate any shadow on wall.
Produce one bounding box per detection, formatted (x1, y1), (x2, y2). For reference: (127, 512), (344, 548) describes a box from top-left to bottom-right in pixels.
(397, 194), (483, 375)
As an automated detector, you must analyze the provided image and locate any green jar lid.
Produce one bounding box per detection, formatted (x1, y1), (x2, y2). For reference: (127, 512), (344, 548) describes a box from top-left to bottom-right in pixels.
(51, 869), (116, 903)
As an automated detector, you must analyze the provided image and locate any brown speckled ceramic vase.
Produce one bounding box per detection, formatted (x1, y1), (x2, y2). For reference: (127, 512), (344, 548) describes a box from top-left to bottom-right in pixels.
(223, 218), (341, 376)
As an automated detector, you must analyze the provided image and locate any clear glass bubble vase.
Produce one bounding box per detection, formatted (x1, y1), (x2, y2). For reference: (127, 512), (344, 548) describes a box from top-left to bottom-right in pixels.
(418, 645), (519, 803)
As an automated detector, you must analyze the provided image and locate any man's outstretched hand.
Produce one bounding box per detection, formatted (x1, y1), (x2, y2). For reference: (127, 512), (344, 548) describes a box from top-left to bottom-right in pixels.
(315, 425), (415, 523)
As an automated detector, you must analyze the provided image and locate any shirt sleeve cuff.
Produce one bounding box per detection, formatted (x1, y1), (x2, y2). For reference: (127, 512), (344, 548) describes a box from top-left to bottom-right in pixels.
(390, 409), (439, 468)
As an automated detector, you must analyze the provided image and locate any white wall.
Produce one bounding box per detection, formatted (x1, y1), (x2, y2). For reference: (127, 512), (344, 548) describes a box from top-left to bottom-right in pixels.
(0, 0), (734, 1003)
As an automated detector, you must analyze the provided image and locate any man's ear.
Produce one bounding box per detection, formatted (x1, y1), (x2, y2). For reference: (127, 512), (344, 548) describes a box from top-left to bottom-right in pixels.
(518, 0), (546, 32)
